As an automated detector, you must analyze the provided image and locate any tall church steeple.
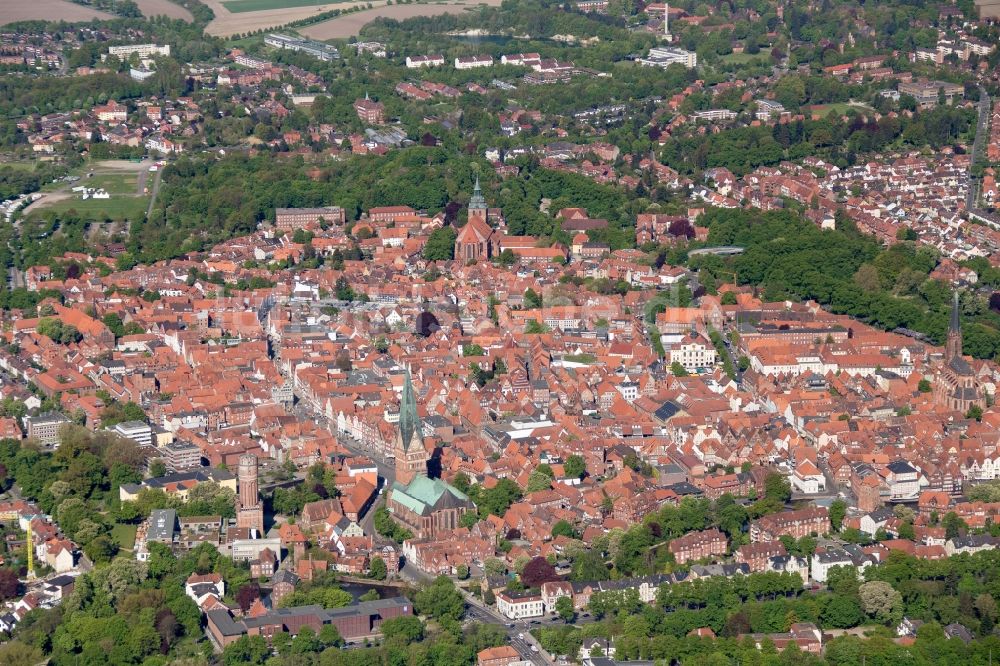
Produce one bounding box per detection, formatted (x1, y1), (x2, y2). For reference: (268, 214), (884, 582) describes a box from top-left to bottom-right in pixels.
(394, 368), (428, 486)
(946, 290), (962, 360)
(468, 174), (488, 224)
(399, 369), (418, 451)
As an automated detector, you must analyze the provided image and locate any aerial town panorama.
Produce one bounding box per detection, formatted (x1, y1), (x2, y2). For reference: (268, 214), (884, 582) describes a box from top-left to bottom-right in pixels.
(2, 0), (1000, 664)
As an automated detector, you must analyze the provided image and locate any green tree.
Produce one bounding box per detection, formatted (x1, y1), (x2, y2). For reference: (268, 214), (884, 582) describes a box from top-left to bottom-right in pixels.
(564, 454), (586, 479)
(222, 635), (270, 666)
(764, 472), (792, 503)
(552, 519), (579, 540)
(381, 615), (424, 643)
(555, 595), (576, 623)
(148, 459), (167, 478)
(414, 576), (465, 622)
(291, 626), (323, 654)
(859, 580), (903, 625)
(319, 623), (342, 647)
(525, 469), (552, 493)
(829, 498), (847, 533)
(369, 557), (387, 581)
(943, 511), (967, 539)
(424, 227), (457, 261)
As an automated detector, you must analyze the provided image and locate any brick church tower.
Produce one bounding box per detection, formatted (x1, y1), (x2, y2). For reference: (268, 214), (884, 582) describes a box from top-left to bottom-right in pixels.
(393, 369), (428, 486)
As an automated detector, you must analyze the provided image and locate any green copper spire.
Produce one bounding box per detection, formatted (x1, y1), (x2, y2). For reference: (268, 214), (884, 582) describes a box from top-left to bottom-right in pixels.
(469, 174), (487, 211)
(399, 368), (420, 451)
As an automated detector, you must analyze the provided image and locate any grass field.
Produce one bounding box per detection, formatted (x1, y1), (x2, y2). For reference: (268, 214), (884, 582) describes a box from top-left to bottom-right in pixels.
(222, 0), (348, 13)
(0, 161), (42, 172)
(720, 52), (766, 65)
(26, 160), (150, 221)
(111, 524), (137, 551)
(808, 102), (873, 117)
(42, 195), (149, 220)
(73, 173), (141, 196)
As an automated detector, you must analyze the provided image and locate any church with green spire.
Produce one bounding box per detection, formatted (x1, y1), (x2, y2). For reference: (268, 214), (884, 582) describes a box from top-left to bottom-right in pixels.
(453, 175), (495, 262)
(386, 368), (474, 539)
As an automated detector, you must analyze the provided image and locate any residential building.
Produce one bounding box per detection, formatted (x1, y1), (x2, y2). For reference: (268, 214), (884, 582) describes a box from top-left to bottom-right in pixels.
(735, 541), (787, 572)
(405, 55), (444, 68)
(107, 44), (170, 59)
(160, 439), (203, 471)
(455, 55), (494, 69)
(496, 589), (544, 619)
(668, 528), (727, 564)
(750, 507), (829, 542)
(477, 645), (530, 666)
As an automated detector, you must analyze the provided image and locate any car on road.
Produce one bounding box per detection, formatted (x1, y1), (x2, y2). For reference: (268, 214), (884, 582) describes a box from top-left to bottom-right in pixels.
(517, 633), (524, 639)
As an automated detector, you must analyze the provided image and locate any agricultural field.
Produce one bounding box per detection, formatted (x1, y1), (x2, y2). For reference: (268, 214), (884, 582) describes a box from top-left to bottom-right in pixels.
(202, 0), (360, 35)
(134, 0), (194, 20)
(0, 0), (113, 25)
(300, 0), (502, 39)
(222, 0), (348, 13)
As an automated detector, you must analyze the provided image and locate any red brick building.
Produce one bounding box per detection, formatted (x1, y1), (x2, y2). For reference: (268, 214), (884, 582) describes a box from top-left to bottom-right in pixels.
(206, 597), (412, 648)
(735, 541), (787, 572)
(750, 507), (829, 542)
(353, 95), (385, 124)
(668, 528), (727, 564)
(477, 645), (523, 666)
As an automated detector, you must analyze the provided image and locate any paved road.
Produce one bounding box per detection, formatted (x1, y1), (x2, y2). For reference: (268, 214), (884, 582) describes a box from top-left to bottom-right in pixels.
(145, 167), (163, 218)
(463, 590), (554, 665)
(289, 400), (395, 537)
(967, 87), (991, 211)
